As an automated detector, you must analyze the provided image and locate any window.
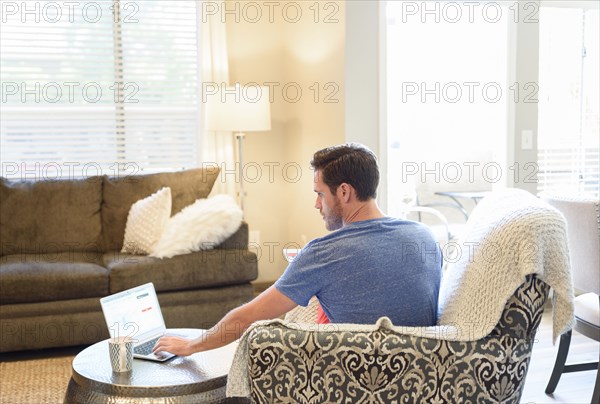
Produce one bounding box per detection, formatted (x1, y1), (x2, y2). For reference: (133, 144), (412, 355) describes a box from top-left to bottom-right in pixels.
(1, 0), (201, 179)
(385, 1), (509, 220)
(538, 5), (599, 198)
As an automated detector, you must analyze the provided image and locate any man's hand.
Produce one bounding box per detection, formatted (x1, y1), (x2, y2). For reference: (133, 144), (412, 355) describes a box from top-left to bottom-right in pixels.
(153, 336), (195, 357)
(152, 286), (297, 356)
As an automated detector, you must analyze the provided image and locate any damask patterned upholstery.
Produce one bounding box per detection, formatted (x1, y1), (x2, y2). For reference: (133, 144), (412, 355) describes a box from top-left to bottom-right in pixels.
(245, 275), (548, 403)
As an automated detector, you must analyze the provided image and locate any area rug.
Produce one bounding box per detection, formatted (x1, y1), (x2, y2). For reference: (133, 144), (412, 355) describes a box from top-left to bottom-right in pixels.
(0, 354), (74, 404)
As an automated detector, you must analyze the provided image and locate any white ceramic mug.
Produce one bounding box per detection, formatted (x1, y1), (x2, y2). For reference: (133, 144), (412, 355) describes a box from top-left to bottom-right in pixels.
(283, 248), (302, 263)
(108, 336), (133, 373)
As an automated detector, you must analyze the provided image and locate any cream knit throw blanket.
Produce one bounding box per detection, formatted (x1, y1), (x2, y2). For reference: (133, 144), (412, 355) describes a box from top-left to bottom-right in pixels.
(436, 188), (574, 342)
(227, 189), (575, 397)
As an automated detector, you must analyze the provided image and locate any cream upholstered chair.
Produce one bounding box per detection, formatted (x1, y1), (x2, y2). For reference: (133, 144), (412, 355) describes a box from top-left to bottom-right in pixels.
(227, 189), (575, 403)
(542, 195), (600, 404)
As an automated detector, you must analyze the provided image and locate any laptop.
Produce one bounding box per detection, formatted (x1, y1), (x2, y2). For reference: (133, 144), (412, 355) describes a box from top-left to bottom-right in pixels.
(100, 282), (175, 362)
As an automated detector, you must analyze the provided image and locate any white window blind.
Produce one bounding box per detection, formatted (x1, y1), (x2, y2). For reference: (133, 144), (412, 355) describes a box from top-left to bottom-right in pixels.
(538, 6), (599, 198)
(0, 0), (201, 179)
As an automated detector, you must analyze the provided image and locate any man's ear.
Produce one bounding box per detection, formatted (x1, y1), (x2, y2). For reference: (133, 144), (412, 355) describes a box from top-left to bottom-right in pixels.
(337, 183), (353, 203)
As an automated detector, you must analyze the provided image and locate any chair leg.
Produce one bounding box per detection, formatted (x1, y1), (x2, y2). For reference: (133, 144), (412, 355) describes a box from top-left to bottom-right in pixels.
(545, 330), (572, 394)
(592, 365), (599, 404)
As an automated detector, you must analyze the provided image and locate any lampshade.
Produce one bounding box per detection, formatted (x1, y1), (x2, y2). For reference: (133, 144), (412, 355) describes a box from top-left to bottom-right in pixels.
(204, 86), (271, 132)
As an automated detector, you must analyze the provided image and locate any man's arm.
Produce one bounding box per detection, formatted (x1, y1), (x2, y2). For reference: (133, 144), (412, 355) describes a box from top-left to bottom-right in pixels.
(153, 285), (297, 356)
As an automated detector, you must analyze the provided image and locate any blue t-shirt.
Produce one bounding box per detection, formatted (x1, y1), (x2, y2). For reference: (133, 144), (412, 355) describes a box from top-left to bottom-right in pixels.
(275, 217), (443, 326)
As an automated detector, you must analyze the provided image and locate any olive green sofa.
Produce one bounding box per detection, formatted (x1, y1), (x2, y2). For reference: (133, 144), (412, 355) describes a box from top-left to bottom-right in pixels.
(0, 168), (258, 352)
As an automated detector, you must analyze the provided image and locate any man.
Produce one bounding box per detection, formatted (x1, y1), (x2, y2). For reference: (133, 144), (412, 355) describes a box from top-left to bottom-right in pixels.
(154, 143), (442, 357)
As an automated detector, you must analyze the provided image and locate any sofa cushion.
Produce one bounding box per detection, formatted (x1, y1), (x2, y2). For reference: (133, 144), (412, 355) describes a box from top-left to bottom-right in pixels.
(150, 194), (243, 258)
(121, 187), (172, 255)
(104, 250), (258, 294)
(218, 222), (249, 250)
(0, 252), (109, 304)
(102, 168), (219, 251)
(0, 177), (104, 256)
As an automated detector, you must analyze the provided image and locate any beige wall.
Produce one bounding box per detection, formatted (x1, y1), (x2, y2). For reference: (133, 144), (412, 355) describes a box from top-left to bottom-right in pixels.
(226, 1), (345, 282)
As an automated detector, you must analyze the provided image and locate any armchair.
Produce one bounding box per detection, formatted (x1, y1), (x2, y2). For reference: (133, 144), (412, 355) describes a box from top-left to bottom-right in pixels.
(227, 189), (575, 403)
(542, 195), (600, 403)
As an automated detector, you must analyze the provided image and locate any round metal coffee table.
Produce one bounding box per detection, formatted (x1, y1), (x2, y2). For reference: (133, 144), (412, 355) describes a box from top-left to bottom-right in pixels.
(64, 329), (248, 403)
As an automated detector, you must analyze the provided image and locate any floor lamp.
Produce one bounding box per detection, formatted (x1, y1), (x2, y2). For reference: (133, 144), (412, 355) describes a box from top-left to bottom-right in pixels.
(204, 85), (271, 214)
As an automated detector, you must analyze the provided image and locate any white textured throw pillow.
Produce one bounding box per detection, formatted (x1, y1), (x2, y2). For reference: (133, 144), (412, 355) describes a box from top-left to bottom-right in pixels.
(149, 194), (243, 259)
(121, 187), (172, 255)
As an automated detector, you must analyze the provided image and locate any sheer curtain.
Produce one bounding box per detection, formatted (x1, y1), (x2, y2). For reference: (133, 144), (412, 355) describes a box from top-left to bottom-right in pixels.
(201, 3), (236, 197)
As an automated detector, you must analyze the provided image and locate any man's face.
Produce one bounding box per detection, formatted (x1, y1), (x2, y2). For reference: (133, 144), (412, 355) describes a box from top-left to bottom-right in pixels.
(314, 170), (343, 231)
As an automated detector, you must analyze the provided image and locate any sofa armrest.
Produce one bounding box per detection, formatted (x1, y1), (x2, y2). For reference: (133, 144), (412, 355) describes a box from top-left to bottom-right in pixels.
(217, 222), (249, 249)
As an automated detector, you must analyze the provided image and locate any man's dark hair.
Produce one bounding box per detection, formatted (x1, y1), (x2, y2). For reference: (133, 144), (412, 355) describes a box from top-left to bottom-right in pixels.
(310, 143), (379, 201)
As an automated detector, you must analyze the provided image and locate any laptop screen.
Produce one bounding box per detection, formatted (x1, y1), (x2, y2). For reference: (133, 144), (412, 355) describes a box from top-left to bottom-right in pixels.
(100, 283), (166, 342)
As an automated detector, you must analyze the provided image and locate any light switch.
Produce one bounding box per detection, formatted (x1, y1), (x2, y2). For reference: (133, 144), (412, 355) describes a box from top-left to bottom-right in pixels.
(249, 230), (260, 245)
(521, 130), (533, 150)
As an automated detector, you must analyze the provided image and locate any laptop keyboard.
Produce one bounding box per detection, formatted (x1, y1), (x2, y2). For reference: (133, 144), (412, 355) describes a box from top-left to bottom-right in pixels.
(134, 337), (160, 355)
